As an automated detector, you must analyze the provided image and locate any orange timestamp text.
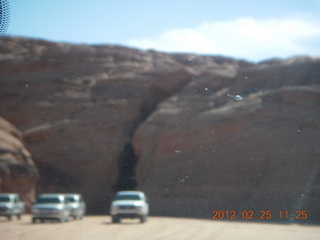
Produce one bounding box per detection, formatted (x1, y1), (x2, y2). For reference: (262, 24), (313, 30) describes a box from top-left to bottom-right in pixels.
(211, 210), (308, 220)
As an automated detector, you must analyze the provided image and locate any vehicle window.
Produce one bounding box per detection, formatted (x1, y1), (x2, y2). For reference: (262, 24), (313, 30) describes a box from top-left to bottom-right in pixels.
(1, 0), (320, 238)
(0, 196), (10, 202)
(115, 195), (141, 201)
(37, 197), (62, 204)
(66, 197), (76, 203)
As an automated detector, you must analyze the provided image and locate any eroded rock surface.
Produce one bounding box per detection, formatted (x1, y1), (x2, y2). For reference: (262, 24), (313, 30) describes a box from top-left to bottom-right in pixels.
(0, 116), (38, 210)
(0, 37), (319, 221)
(0, 37), (218, 212)
(133, 57), (320, 221)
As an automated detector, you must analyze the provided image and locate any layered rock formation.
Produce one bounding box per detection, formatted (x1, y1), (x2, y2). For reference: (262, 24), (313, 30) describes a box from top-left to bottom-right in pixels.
(0, 37), (206, 213)
(133, 60), (320, 221)
(0, 37), (319, 222)
(0, 116), (38, 210)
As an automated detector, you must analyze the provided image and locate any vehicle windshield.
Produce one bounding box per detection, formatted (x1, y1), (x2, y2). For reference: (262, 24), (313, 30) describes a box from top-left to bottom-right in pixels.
(1, 1), (320, 239)
(66, 197), (76, 203)
(0, 196), (10, 202)
(37, 197), (62, 204)
(114, 195), (141, 200)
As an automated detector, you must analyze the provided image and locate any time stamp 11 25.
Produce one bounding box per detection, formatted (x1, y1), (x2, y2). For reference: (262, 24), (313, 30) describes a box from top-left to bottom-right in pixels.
(211, 210), (308, 220)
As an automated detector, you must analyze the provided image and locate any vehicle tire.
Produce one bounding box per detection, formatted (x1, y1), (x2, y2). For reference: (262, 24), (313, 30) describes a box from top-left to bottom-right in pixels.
(58, 217), (65, 223)
(17, 214), (21, 220)
(75, 214), (80, 220)
(32, 218), (37, 224)
(112, 216), (120, 223)
(7, 214), (12, 221)
(140, 215), (147, 223)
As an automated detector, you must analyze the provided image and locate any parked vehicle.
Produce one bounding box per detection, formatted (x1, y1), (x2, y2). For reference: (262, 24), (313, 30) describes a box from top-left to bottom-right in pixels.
(64, 193), (86, 220)
(110, 191), (149, 223)
(31, 194), (71, 223)
(0, 193), (25, 221)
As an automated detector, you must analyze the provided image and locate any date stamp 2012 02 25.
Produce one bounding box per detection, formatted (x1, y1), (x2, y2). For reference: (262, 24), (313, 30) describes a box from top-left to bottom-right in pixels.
(211, 210), (308, 220)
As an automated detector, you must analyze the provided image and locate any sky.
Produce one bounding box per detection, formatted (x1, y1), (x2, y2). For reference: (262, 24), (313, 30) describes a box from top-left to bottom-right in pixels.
(6, 0), (320, 62)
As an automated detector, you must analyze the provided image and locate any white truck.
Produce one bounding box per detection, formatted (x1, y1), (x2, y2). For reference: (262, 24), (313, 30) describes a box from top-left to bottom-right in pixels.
(31, 193), (71, 223)
(0, 193), (25, 221)
(64, 193), (86, 220)
(110, 191), (149, 223)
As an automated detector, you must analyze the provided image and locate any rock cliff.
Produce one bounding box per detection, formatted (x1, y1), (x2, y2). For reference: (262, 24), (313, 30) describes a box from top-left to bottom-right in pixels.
(133, 57), (320, 222)
(0, 116), (38, 210)
(0, 37), (319, 222)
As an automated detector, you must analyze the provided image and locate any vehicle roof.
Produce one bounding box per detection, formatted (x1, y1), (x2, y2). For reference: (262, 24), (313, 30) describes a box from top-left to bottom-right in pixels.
(116, 191), (145, 196)
(38, 193), (66, 198)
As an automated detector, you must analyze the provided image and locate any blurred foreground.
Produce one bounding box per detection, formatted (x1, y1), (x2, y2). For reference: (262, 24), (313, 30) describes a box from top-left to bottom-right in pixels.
(1, 215), (320, 240)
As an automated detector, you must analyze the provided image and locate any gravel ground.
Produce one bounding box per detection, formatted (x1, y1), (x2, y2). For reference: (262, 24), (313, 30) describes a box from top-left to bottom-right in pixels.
(1, 215), (320, 240)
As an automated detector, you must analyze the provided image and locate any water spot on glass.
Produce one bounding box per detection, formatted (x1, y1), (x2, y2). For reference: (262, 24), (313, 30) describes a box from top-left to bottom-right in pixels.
(234, 95), (244, 100)
(227, 94), (244, 101)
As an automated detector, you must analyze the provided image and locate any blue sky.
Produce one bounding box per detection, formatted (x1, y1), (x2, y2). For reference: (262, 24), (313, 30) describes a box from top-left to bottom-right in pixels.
(7, 0), (320, 62)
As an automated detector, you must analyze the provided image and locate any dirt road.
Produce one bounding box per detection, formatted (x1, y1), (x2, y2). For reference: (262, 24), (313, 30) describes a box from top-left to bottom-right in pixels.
(1, 215), (320, 240)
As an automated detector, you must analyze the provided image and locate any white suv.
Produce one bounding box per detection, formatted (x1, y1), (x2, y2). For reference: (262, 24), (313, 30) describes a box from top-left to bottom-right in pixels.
(64, 194), (86, 220)
(110, 191), (149, 223)
(0, 193), (25, 221)
(31, 194), (71, 223)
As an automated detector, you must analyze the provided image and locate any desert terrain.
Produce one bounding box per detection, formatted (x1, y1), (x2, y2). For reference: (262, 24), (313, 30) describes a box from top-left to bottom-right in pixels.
(1, 215), (320, 240)
(1, 37), (320, 222)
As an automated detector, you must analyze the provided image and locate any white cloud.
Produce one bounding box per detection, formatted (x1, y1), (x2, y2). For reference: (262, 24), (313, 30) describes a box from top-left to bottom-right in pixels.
(127, 18), (320, 61)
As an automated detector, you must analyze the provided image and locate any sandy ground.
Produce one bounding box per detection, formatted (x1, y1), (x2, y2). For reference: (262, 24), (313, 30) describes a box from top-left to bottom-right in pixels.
(1, 215), (320, 240)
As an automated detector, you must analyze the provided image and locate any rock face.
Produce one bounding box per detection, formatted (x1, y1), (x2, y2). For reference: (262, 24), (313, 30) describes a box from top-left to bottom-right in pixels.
(0, 116), (38, 210)
(134, 85), (320, 220)
(0, 37), (319, 221)
(0, 37), (206, 213)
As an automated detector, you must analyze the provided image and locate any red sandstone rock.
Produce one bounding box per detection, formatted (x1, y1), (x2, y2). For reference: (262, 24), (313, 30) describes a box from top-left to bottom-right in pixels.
(0, 37), (319, 221)
(0, 117), (38, 211)
(133, 58), (320, 220)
